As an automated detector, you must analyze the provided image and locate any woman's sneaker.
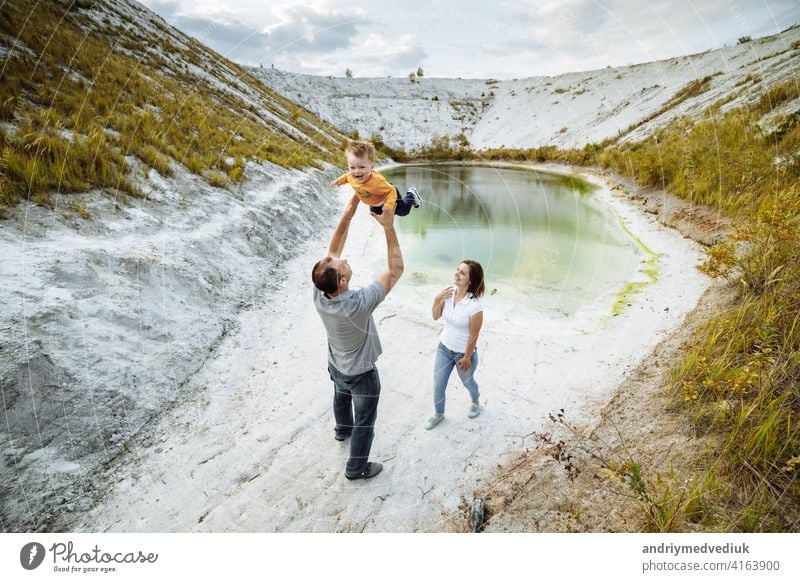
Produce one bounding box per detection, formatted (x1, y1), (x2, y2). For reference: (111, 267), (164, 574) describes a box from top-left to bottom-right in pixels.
(425, 414), (444, 430)
(467, 402), (480, 418)
(407, 186), (422, 208)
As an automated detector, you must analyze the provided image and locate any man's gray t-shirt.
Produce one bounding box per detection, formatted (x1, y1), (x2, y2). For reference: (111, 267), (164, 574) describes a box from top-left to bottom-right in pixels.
(314, 281), (386, 375)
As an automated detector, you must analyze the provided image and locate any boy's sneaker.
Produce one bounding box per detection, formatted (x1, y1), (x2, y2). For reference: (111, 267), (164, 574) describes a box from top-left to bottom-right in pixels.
(467, 402), (480, 419)
(407, 186), (422, 208)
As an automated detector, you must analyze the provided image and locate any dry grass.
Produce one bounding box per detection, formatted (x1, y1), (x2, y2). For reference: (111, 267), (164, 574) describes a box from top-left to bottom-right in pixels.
(0, 0), (342, 213)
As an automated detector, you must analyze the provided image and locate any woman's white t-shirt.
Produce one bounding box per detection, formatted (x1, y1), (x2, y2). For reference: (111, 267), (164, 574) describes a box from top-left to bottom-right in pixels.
(439, 288), (483, 353)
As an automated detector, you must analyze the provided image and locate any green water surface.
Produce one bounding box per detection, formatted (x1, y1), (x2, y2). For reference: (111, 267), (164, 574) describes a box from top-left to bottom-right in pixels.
(380, 164), (648, 317)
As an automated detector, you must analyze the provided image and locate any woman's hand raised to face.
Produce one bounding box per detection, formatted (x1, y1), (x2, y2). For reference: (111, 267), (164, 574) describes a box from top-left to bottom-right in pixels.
(436, 286), (454, 304)
(432, 285), (453, 320)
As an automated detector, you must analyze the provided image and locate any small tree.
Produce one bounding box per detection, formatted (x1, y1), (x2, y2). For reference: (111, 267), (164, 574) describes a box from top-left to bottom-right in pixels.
(345, 68), (353, 78)
(737, 35), (752, 44)
(408, 72), (416, 83)
(417, 67), (424, 78)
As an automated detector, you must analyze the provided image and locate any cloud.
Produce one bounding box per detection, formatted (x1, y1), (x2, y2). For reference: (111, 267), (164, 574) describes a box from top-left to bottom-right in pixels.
(491, 0), (619, 67)
(140, 0), (800, 76)
(175, 16), (266, 49)
(499, 0), (800, 69)
(275, 33), (428, 77)
(143, 0), (267, 59)
(470, 0), (799, 76)
(261, 6), (364, 53)
(359, 34), (428, 71)
(141, 0), (366, 66)
(144, 0), (180, 20)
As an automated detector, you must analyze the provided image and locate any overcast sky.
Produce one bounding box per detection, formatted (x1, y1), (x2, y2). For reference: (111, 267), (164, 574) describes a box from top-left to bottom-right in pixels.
(140, 0), (800, 78)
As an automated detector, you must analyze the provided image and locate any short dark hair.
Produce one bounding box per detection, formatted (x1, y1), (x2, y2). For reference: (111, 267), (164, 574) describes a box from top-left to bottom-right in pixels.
(462, 260), (485, 298)
(312, 257), (339, 294)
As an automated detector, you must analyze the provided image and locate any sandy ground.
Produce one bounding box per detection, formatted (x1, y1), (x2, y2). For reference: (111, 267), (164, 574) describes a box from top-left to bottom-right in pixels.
(67, 166), (714, 532)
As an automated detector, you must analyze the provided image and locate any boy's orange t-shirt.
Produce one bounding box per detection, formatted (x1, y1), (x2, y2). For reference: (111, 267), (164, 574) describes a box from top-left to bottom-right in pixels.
(333, 171), (398, 208)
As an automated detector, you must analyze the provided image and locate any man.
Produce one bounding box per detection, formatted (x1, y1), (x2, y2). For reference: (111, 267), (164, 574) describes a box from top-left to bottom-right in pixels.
(312, 194), (404, 480)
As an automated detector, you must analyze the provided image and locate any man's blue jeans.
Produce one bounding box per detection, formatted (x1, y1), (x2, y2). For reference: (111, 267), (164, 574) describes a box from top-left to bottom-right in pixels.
(433, 342), (479, 415)
(328, 363), (381, 477)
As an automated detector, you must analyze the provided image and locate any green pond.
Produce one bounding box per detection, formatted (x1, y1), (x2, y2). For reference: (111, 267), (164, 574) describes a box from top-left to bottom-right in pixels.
(380, 164), (649, 317)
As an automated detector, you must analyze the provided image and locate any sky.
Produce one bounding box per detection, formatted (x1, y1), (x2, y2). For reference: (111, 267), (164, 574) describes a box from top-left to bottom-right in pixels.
(140, 0), (800, 78)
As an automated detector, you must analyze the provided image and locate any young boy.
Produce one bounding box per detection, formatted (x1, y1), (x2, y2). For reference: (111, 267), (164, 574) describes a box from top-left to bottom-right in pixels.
(330, 140), (422, 216)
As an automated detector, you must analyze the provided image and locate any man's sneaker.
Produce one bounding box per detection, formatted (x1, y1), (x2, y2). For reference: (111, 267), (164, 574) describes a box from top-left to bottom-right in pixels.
(467, 402), (480, 419)
(425, 414), (444, 430)
(345, 462), (383, 480)
(407, 186), (422, 208)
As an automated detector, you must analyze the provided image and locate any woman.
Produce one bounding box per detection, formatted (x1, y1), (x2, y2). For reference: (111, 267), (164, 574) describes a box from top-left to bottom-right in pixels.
(425, 260), (485, 430)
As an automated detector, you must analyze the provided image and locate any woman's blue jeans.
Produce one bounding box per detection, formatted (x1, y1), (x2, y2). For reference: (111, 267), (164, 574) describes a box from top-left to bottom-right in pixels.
(433, 342), (479, 415)
(328, 363), (381, 477)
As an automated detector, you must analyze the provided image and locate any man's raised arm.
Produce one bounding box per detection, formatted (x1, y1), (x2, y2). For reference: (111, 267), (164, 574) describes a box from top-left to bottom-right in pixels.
(327, 194), (359, 257)
(371, 206), (404, 295)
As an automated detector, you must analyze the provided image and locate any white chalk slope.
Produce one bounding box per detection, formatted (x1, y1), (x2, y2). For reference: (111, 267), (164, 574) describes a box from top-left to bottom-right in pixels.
(0, 0), (343, 531)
